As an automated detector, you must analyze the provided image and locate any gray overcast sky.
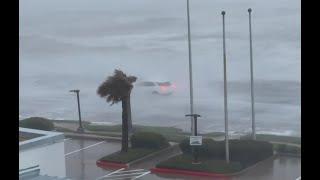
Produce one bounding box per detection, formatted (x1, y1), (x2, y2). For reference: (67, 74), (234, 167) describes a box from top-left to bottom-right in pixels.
(19, 0), (300, 81)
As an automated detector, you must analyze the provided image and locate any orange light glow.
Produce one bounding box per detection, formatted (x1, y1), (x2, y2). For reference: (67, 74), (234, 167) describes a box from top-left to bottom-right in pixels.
(160, 86), (168, 92)
(171, 83), (177, 89)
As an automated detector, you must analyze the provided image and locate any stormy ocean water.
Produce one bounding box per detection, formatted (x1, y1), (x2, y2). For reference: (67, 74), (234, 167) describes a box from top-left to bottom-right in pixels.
(19, 0), (300, 136)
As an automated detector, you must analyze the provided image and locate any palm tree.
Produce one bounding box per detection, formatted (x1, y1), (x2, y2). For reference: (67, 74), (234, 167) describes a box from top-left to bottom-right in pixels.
(97, 69), (137, 152)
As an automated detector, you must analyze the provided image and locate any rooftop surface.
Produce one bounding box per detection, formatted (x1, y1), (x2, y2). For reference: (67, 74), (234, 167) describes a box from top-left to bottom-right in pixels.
(19, 165), (69, 180)
(19, 128), (64, 151)
(19, 131), (43, 142)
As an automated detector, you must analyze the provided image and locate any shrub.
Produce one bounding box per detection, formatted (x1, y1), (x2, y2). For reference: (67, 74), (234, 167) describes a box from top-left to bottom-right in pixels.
(285, 145), (300, 154)
(19, 117), (55, 131)
(274, 144), (300, 155)
(179, 138), (220, 157)
(179, 138), (273, 166)
(130, 132), (170, 149)
(229, 140), (273, 166)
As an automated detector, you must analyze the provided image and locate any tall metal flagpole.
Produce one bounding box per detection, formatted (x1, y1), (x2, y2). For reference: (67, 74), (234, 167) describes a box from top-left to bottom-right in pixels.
(222, 11), (230, 163)
(186, 0), (194, 135)
(248, 8), (256, 140)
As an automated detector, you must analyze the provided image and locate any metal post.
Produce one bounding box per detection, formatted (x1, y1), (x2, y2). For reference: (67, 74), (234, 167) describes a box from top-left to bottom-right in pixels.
(248, 8), (256, 140)
(186, 114), (201, 164)
(194, 117), (197, 136)
(186, 0), (194, 135)
(70, 89), (84, 133)
(194, 115), (198, 163)
(76, 92), (83, 132)
(222, 11), (230, 163)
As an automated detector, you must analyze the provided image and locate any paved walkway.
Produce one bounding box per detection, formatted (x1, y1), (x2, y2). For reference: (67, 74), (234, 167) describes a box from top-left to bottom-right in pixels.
(64, 138), (120, 180)
(95, 168), (150, 180)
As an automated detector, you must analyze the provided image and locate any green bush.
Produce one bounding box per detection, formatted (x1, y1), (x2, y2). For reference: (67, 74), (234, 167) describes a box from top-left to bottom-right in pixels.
(229, 140), (273, 166)
(179, 138), (273, 166)
(179, 138), (226, 158)
(285, 145), (300, 154)
(19, 117), (55, 131)
(274, 144), (300, 155)
(130, 132), (170, 149)
(179, 138), (221, 157)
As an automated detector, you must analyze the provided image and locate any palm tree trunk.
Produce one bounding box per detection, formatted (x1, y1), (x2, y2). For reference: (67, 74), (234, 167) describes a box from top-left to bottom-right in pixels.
(127, 93), (133, 134)
(121, 97), (129, 152)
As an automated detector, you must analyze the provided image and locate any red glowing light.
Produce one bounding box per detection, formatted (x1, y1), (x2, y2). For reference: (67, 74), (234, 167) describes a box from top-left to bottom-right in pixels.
(171, 83), (177, 89)
(160, 86), (168, 92)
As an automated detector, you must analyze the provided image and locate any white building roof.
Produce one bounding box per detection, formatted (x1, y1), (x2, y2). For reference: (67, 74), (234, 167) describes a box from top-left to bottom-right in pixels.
(19, 128), (64, 151)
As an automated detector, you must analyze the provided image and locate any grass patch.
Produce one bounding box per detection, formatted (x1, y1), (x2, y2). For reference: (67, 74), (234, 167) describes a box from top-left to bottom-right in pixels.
(202, 132), (225, 137)
(100, 148), (160, 163)
(85, 124), (187, 142)
(84, 124), (182, 134)
(100, 132), (170, 164)
(51, 119), (90, 125)
(85, 124), (122, 132)
(84, 124), (225, 143)
(156, 154), (243, 174)
(54, 126), (75, 133)
(240, 134), (301, 145)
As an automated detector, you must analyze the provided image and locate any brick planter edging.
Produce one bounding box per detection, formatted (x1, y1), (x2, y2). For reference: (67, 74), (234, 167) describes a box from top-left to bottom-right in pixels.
(96, 160), (129, 169)
(150, 167), (228, 177)
(96, 144), (178, 170)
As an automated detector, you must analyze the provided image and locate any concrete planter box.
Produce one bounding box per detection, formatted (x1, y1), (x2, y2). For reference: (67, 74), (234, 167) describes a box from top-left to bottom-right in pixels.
(151, 155), (276, 177)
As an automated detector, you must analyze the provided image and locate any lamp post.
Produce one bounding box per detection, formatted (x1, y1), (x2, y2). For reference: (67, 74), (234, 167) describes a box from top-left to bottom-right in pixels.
(186, 0), (195, 134)
(70, 89), (84, 133)
(248, 8), (256, 140)
(221, 11), (230, 163)
(186, 114), (201, 164)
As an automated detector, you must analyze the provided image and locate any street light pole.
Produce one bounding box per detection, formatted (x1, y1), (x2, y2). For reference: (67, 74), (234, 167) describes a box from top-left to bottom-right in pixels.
(186, 0), (195, 135)
(70, 89), (84, 133)
(248, 8), (256, 140)
(221, 11), (230, 163)
(186, 114), (201, 164)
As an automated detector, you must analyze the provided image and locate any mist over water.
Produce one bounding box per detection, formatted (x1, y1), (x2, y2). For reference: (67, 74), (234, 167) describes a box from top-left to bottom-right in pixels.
(19, 0), (300, 136)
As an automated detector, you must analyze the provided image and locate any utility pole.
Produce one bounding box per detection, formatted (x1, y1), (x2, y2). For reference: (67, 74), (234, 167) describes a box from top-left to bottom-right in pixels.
(221, 11), (230, 163)
(248, 8), (256, 140)
(70, 89), (84, 133)
(186, 0), (195, 134)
